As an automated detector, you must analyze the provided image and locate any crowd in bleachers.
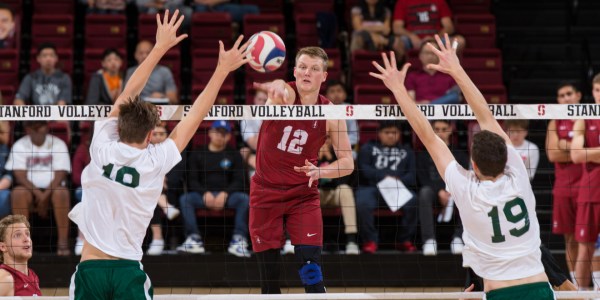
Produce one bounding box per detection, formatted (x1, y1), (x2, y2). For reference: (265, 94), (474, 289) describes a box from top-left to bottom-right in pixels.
(0, 0), (556, 258)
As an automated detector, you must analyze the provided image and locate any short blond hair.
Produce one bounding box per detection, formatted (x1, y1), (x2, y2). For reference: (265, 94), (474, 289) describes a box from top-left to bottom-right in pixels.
(295, 47), (329, 71)
(593, 73), (600, 85)
(0, 215), (30, 263)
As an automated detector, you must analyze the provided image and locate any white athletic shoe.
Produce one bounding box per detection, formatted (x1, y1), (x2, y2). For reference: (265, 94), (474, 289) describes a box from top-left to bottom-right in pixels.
(74, 237), (84, 256)
(228, 235), (251, 258)
(146, 239), (164, 256)
(165, 206), (180, 221)
(281, 239), (294, 255)
(450, 237), (464, 255)
(176, 235), (205, 254)
(422, 239), (437, 256)
(345, 242), (360, 255)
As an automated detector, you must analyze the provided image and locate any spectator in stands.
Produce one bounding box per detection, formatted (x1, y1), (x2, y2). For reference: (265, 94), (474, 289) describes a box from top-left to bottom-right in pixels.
(136, 0), (192, 29)
(14, 43), (72, 106)
(350, 0), (403, 58)
(6, 121), (71, 256)
(505, 119), (539, 180)
(405, 39), (460, 104)
(125, 40), (178, 104)
(392, 0), (465, 58)
(355, 120), (417, 254)
(71, 123), (91, 256)
(177, 121), (250, 257)
(0, 4), (15, 49)
(80, 0), (128, 14)
(239, 89), (267, 170)
(0, 215), (41, 296)
(418, 120), (467, 256)
(318, 136), (360, 254)
(325, 80), (359, 156)
(193, 0), (259, 24)
(546, 81), (583, 285)
(85, 48), (124, 105)
(146, 123), (180, 256)
(570, 75), (600, 290)
(0, 122), (10, 219)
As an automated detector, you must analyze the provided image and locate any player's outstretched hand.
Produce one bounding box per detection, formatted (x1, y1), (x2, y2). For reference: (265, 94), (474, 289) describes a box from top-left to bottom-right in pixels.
(425, 33), (462, 76)
(294, 159), (320, 188)
(216, 35), (252, 73)
(253, 81), (292, 104)
(155, 9), (188, 51)
(369, 51), (411, 93)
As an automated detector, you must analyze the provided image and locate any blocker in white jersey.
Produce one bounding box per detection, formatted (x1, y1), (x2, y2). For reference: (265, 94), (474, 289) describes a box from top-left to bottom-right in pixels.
(68, 118), (181, 261)
(444, 145), (544, 280)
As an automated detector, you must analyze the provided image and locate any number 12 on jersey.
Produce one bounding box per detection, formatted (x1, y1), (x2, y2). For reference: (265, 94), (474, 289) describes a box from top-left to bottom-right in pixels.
(487, 197), (530, 243)
(277, 126), (308, 154)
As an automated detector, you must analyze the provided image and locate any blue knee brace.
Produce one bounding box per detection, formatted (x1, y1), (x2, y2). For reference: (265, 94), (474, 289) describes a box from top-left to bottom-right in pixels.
(299, 262), (323, 286)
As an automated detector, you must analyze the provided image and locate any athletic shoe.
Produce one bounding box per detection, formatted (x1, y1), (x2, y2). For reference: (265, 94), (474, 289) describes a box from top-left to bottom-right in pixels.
(396, 241), (417, 253)
(228, 235), (251, 258)
(176, 235), (205, 254)
(362, 241), (378, 254)
(281, 239), (294, 255)
(165, 206), (180, 221)
(74, 237), (84, 256)
(345, 242), (360, 255)
(146, 239), (164, 256)
(422, 239), (437, 256)
(450, 237), (464, 255)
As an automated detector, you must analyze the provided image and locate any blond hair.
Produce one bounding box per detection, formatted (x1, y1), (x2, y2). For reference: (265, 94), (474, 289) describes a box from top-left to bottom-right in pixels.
(295, 47), (329, 71)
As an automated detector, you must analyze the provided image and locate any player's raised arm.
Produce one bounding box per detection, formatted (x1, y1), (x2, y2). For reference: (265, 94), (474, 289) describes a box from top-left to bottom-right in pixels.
(110, 10), (187, 118)
(169, 35), (251, 152)
(426, 34), (509, 144)
(253, 80), (296, 105)
(369, 51), (455, 179)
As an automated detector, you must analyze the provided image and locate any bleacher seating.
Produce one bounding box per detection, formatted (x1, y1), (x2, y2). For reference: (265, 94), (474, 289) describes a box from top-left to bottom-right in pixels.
(239, 0), (283, 14)
(31, 14), (74, 49)
(84, 14), (127, 49)
(454, 13), (496, 49)
(191, 13), (233, 49)
(243, 14), (285, 40)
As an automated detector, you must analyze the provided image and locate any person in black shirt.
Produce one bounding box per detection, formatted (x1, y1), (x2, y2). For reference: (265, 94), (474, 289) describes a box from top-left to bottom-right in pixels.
(177, 120), (250, 257)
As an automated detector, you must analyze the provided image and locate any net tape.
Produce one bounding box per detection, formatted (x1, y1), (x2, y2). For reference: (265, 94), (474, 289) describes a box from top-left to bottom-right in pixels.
(1, 104), (598, 121)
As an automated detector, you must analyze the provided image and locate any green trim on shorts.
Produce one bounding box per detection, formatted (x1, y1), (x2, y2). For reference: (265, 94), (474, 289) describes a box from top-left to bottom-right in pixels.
(486, 282), (555, 300)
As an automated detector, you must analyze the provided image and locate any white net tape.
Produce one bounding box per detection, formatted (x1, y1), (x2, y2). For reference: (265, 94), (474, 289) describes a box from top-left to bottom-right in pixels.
(1, 104), (598, 121)
(9, 291), (600, 299)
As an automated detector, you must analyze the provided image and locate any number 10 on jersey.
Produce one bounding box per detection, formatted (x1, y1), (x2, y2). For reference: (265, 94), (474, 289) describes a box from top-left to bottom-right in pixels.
(277, 126), (308, 155)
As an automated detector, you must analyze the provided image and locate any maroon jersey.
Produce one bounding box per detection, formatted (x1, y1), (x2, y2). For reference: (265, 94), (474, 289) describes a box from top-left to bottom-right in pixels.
(393, 0), (452, 38)
(554, 120), (582, 187)
(578, 120), (600, 203)
(254, 82), (329, 188)
(0, 264), (41, 296)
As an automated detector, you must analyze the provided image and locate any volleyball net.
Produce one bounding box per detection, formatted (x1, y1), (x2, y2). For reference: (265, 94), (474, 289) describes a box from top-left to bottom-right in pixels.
(5, 104), (600, 299)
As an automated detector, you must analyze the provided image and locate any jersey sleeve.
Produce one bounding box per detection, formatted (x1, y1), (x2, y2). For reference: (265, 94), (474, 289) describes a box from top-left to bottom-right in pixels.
(444, 160), (468, 205)
(154, 138), (182, 175)
(506, 145), (529, 181)
(89, 118), (119, 165)
(437, 0), (453, 18)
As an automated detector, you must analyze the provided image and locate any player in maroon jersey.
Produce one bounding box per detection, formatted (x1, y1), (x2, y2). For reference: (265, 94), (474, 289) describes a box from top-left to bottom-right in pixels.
(546, 82), (583, 285)
(252, 47), (354, 294)
(0, 215), (41, 296)
(571, 74), (600, 290)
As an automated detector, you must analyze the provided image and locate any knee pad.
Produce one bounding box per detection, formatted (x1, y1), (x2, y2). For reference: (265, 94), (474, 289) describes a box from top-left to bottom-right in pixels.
(299, 262), (323, 286)
(295, 245), (323, 286)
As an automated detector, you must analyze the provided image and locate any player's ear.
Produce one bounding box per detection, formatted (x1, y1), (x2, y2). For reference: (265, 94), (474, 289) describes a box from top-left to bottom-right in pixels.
(0, 242), (6, 253)
(322, 71), (328, 82)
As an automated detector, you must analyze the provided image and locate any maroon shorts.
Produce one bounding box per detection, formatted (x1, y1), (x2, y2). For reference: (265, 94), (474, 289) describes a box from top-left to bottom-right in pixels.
(552, 187), (578, 234)
(249, 178), (323, 253)
(575, 202), (600, 243)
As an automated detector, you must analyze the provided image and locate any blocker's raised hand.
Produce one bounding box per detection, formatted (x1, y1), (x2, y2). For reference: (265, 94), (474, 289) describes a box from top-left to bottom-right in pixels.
(425, 33), (462, 76)
(369, 51), (411, 94)
(155, 9), (188, 51)
(216, 35), (253, 73)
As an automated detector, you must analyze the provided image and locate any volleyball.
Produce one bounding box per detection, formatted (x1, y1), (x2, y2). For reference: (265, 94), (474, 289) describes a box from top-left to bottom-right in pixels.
(246, 31), (286, 73)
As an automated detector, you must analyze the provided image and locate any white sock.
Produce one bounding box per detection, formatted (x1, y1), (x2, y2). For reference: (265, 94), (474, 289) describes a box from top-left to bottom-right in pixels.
(593, 271), (600, 290)
(571, 271), (577, 286)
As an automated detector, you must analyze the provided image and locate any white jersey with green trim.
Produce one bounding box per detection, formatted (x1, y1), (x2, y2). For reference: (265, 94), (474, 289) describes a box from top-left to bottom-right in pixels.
(444, 145), (544, 280)
(68, 118), (181, 261)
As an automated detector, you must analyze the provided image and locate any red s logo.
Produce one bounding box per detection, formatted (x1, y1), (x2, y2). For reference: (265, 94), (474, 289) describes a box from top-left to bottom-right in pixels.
(538, 104), (545, 116)
(346, 105), (354, 117)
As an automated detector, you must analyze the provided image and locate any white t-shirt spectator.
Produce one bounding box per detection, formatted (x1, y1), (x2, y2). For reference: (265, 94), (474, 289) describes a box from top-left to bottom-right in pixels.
(6, 135), (71, 188)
